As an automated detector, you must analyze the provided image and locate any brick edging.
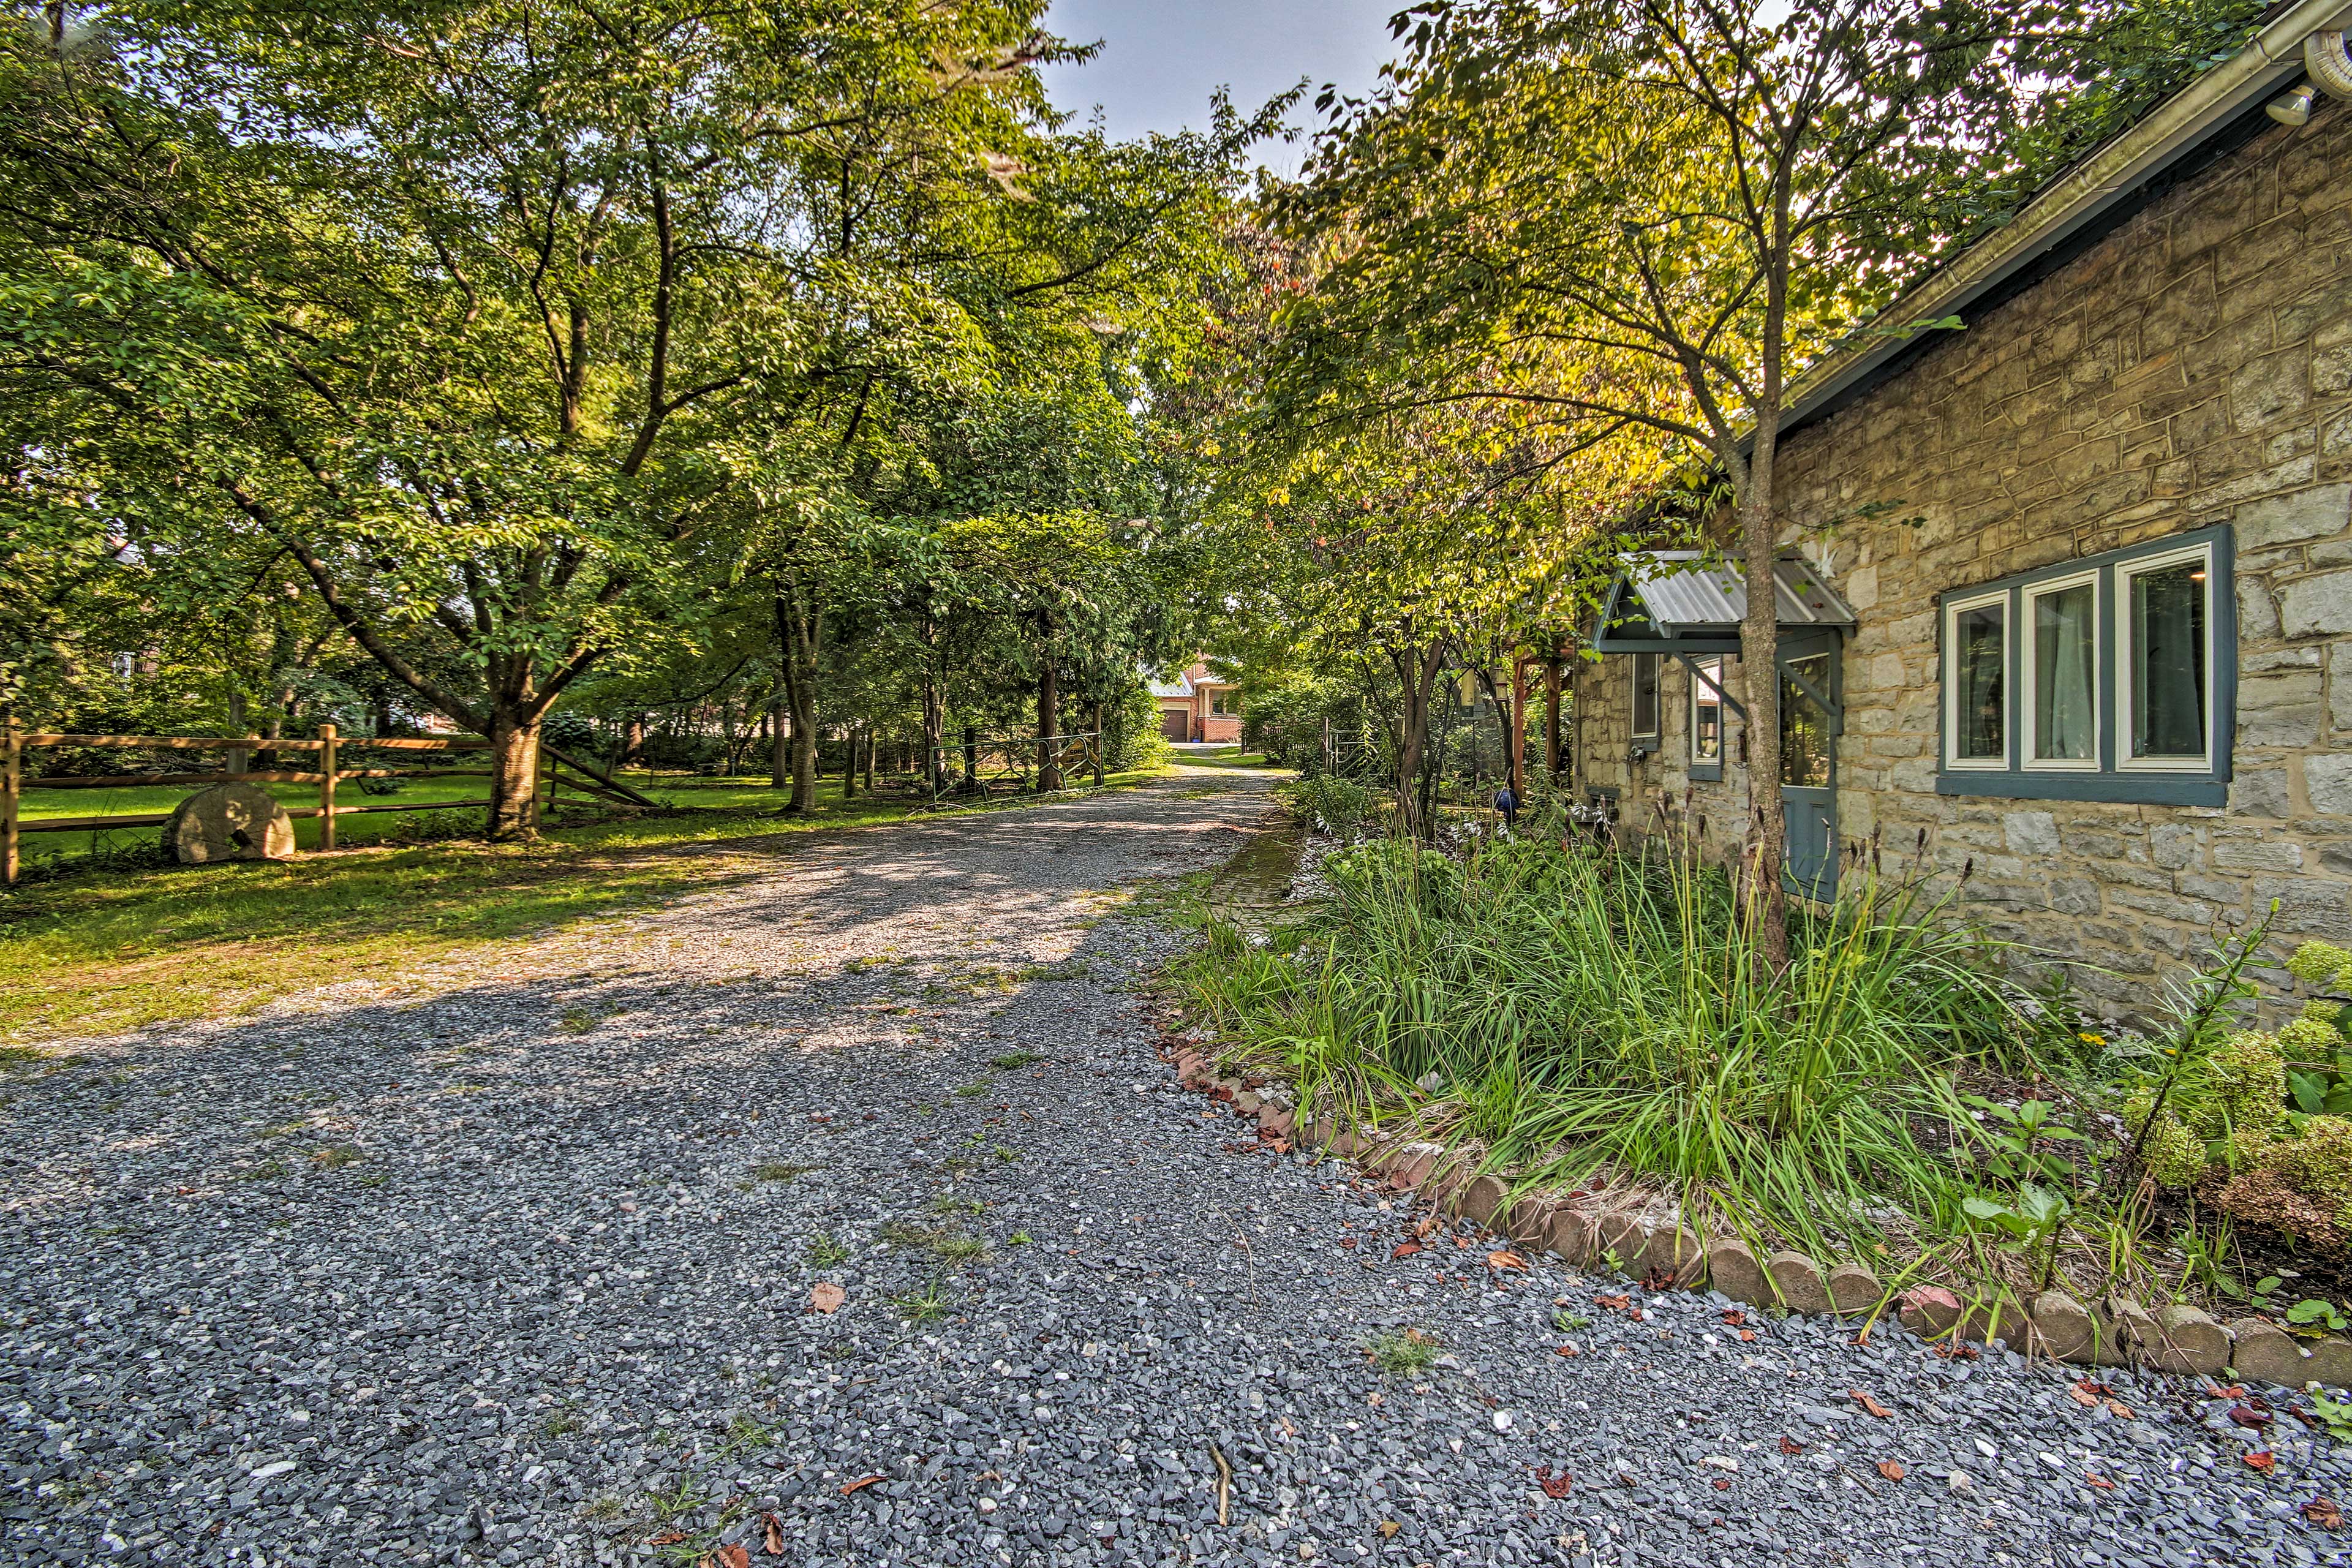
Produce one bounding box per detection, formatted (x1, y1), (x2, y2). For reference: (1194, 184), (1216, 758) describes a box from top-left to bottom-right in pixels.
(1160, 1038), (2352, 1392)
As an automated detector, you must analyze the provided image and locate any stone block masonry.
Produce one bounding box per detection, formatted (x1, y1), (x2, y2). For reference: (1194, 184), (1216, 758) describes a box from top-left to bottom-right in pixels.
(1577, 96), (2352, 1008)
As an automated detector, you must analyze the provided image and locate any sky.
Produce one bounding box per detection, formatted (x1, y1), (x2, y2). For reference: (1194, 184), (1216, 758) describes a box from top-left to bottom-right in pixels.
(1038, 0), (1404, 169)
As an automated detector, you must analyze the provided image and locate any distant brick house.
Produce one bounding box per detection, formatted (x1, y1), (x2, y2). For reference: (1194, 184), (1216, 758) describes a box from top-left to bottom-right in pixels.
(1150, 661), (1243, 744)
(1574, 12), (2352, 1012)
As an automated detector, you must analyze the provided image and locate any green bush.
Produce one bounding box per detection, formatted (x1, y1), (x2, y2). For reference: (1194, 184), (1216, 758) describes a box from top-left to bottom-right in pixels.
(1280, 775), (1376, 840)
(2261, 1116), (2352, 1227)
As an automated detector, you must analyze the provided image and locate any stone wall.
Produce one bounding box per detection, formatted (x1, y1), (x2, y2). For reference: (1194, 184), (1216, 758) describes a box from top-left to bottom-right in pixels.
(1574, 96), (2352, 1011)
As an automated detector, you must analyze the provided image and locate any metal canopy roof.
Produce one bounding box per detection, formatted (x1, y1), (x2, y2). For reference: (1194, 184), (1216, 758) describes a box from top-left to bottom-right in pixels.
(1593, 552), (1855, 655)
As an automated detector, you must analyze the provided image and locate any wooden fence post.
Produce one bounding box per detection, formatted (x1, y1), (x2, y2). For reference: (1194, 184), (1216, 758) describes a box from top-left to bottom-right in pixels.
(317, 722), (338, 850)
(3, 717), (20, 887)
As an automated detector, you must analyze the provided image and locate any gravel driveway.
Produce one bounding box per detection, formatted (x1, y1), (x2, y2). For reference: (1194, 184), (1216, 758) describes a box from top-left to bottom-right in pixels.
(4, 765), (2346, 1568)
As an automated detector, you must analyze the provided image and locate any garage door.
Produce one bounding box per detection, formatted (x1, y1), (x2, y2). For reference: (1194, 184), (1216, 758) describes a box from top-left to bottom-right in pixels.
(1160, 708), (1190, 742)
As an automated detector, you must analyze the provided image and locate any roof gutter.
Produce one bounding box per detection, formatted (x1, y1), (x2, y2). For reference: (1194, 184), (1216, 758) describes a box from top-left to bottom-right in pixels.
(1771, 0), (2350, 442)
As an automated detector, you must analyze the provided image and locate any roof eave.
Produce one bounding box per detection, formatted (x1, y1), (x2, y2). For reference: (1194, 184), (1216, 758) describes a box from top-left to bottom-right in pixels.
(1774, 0), (2345, 442)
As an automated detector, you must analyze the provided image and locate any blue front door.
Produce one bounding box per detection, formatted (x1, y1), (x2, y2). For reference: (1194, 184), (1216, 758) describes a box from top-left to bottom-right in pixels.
(1779, 634), (1841, 900)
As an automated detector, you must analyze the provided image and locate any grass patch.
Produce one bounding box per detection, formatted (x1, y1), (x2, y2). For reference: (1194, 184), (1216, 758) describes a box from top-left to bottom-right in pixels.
(0, 766), (1170, 1044)
(988, 1050), (1044, 1070)
(952, 1081), (991, 1098)
(806, 1233), (849, 1267)
(308, 1145), (363, 1169)
(1363, 1327), (1439, 1374)
(751, 1162), (819, 1183)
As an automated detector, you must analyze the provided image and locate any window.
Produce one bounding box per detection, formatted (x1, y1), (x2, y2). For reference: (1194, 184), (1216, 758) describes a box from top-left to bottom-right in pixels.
(1631, 653), (1660, 739)
(2120, 540), (2214, 770)
(1781, 654), (1833, 788)
(1943, 592), (2006, 769)
(1209, 687), (1240, 717)
(1689, 656), (1724, 780)
(1936, 524), (2233, 807)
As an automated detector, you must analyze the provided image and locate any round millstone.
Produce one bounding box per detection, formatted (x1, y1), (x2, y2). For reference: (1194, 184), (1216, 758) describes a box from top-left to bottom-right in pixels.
(162, 782), (296, 864)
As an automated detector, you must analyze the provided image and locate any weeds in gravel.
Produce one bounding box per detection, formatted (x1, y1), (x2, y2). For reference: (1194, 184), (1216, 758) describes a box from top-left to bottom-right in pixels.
(894, 1276), (953, 1323)
(540, 1403), (584, 1438)
(932, 1232), (990, 1263)
(645, 1475), (707, 1522)
(0, 1046), (46, 1068)
(1364, 1327), (1439, 1374)
(994, 1145), (1020, 1163)
(880, 1219), (947, 1248)
(1553, 1309), (1592, 1332)
(579, 1496), (624, 1525)
(717, 1415), (773, 1457)
(952, 1081), (991, 1097)
(751, 1162), (818, 1182)
(806, 1234), (849, 1267)
(1008, 1231), (1033, 1245)
(989, 1050), (1044, 1070)
(929, 1194), (983, 1215)
(309, 1145), (362, 1169)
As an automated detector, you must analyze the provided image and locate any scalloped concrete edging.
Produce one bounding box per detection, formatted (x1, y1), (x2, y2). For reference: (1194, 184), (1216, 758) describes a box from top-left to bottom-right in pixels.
(1161, 1039), (2352, 1392)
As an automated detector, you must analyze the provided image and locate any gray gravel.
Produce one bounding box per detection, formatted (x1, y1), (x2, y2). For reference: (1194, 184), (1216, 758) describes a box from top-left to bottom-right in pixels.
(4, 765), (2347, 1567)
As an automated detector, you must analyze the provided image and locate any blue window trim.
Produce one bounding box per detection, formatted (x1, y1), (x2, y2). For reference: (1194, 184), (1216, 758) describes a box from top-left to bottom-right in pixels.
(1934, 523), (2234, 808)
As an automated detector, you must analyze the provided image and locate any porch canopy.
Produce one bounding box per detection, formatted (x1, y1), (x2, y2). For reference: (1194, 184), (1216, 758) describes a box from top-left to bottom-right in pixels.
(1591, 551), (1856, 655)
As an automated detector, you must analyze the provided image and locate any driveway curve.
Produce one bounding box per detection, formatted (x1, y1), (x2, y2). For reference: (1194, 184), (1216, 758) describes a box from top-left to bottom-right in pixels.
(3, 764), (2343, 1567)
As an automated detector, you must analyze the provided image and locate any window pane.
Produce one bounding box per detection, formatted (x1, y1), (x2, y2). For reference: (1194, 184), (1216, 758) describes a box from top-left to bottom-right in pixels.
(1632, 654), (1659, 736)
(1692, 658), (1722, 763)
(2131, 561), (2206, 759)
(2032, 581), (2096, 763)
(1781, 655), (1831, 788)
(1953, 603), (2005, 761)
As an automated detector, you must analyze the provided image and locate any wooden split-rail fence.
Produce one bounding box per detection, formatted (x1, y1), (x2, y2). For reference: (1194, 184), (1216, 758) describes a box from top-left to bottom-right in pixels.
(1, 723), (656, 884)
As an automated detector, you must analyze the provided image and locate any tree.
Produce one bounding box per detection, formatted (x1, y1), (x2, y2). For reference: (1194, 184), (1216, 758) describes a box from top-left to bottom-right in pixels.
(0, 0), (1107, 836)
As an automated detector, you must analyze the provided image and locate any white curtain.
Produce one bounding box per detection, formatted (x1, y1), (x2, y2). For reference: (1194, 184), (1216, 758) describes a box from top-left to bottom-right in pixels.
(2036, 584), (2095, 762)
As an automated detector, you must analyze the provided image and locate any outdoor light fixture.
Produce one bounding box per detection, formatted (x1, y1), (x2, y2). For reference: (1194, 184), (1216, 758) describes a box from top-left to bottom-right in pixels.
(2267, 82), (2316, 124)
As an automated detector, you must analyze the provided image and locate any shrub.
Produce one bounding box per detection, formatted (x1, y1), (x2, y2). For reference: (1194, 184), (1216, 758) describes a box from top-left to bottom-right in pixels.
(1280, 775), (1376, 840)
(2260, 1116), (2352, 1228)
(2185, 1031), (2286, 1142)
(2288, 941), (2352, 990)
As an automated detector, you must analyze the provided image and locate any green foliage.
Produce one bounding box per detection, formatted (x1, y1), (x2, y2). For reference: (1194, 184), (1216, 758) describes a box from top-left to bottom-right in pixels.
(2287, 941), (2352, 991)
(1278, 776), (1377, 840)
(1177, 831), (2018, 1251)
(2260, 1118), (2352, 1229)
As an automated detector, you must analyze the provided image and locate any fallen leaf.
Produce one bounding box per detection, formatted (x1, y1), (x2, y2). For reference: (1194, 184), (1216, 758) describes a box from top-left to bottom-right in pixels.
(1595, 1294), (1631, 1310)
(1779, 1437), (1805, 1455)
(1412, 1215), (1441, 1238)
(1713, 1477), (1732, 1490)
(1849, 1390), (1893, 1419)
(1555, 1343), (1579, 1357)
(1487, 1250), (1528, 1272)
(718, 1547), (752, 1568)
(2244, 1452), (2275, 1474)
(809, 1283), (846, 1314)
(2084, 1473), (2114, 1491)
(649, 1532), (687, 1547)
(1377, 1520), (1400, 1539)
(763, 1512), (785, 1555)
(2067, 1385), (2099, 1408)
(2301, 1498), (2343, 1529)
(1367, 1391), (1383, 1406)
(1876, 1461), (1905, 1483)
(2229, 1405), (2269, 1429)
(1736, 1329), (1758, 1343)
(1340, 1237), (1358, 1250)
(2105, 1399), (2134, 1420)
(1390, 1240), (1422, 1259)
(840, 1475), (884, 1494)
(1537, 1464), (1573, 1499)
(1719, 1310), (1747, 1326)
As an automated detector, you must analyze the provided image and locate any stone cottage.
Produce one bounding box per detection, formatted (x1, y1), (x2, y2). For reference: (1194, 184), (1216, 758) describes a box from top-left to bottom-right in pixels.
(1572, 8), (2352, 1011)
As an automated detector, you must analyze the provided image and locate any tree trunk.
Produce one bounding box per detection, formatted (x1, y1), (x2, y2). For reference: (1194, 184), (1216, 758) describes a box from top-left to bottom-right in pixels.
(842, 724), (858, 801)
(862, 726), (875, 793)
(1392, 642), (1444, 838)
(1544, 655), (1562, 780)
(486, 709), (541, 842)
(623, 715), (646, 767)
(1037, 661), (1061, 791)
(921, 651), (944, 794)
(1736, 451), (1790, 973)
(775, 591), (821, 814)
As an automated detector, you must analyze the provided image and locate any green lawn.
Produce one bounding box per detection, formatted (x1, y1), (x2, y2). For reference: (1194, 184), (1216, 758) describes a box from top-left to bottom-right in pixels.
(0, 767), (1168, 1046)
(1176, 746), (1283, 769)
